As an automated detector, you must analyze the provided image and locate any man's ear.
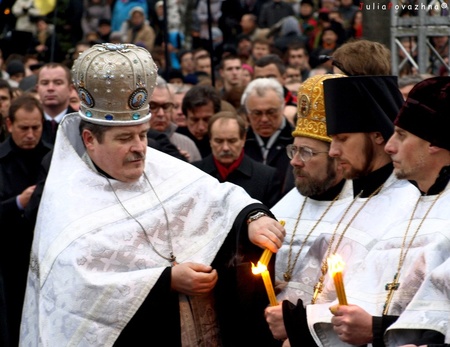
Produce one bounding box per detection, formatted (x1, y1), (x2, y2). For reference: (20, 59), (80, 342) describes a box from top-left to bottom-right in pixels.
(5, 117), (12, 133)
(429, 144), (444, 154)
(373, 132), (385, 145)
(81, 129), (95, 149)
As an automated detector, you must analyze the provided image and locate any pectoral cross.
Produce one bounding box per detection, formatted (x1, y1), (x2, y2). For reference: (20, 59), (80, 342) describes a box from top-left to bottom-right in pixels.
(312, 262), (328, 304)
(311, 279), (324, 304)
(383, 273), (400, 315)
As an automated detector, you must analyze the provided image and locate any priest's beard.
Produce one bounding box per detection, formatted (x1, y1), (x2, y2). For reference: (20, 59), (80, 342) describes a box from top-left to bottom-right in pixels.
(342, 134), (375, 179)
(294, 157), (337, 197)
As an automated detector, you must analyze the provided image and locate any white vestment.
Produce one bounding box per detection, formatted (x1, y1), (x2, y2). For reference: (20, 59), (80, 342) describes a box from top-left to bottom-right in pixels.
(271, 181), (354, 304)
(20, 113), (259, 346)
(308, 184), (450, 347)
(272, 174), (419, 307)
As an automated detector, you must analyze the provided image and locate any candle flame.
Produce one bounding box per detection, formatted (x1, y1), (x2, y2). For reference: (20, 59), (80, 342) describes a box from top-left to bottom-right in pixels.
(327, 254), (345, 277)
(251, 261), (267, 275)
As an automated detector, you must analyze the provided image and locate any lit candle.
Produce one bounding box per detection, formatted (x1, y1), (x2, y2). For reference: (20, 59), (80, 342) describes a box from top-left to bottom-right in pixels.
(327, 254), (348, 305)
(258, 220), (285, 266)
(252, 261), (278, 306)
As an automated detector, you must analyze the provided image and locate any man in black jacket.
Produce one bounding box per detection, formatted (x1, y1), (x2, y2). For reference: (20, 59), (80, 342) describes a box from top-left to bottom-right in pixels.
(36, 62), (78, 146)
(0, 95), (52, 346)
(242, 77), (295, 197)
(193, 111), (281, 208)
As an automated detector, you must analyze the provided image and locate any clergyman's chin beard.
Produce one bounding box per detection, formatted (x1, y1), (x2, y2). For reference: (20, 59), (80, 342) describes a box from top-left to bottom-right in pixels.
(394, 169), (407, 180)
(294, 163), (337, 197)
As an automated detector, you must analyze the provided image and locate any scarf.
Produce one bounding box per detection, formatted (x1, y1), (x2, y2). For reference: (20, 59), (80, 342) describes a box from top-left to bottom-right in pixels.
(214, 150), (245, 181)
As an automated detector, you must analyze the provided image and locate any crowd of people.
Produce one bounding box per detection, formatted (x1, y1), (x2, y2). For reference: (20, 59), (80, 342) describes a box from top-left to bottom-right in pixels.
(0, 1), (449, 347)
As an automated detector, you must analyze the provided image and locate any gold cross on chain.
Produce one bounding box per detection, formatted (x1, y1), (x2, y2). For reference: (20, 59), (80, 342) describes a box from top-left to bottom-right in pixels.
(383, 272), (400, 315)
(311, 262), (328, 304)
(311, 278), (324, 304)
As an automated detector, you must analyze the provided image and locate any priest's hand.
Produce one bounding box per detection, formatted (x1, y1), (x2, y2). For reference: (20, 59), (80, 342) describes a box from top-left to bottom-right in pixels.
(265, 303), (288, 340)
(330, 304), (373, 345)
(170, 262), (218, 296)
(248, 216), (285, 253)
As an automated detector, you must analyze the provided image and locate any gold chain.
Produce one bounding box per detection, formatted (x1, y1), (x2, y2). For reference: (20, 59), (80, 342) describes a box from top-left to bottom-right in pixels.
(311, 184), (384, 304)
(283, 194), (340, 282)
(106, 172), (177, 265)
(383, 190), (443, 315)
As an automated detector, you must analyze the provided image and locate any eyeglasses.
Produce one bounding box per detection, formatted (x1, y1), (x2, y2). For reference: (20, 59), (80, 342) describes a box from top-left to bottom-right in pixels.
(150, 102), (175, 113)
(286, 144), (329, 162)
(248, 108), (280, 119)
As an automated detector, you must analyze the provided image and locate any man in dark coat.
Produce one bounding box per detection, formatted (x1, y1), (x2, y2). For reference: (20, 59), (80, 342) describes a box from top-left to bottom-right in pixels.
(0, 95), (52, 346)
(242, 77), (295, 197)
(193, 111), (282, 208)
(36, 62), (78, 146)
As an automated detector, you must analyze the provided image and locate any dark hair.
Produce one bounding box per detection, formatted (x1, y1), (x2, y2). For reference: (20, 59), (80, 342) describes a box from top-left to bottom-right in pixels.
(219, 54), (241, 70)
(8, 94), (44, 123)
(178, 49), (193, 62)
(182, 85), (221, 116)
(254, 54), (286, 75)
(0, 79), (13, 99)
(237, 34), (252, 43)
(286, 42), (308, 53)
(79, 119), (110, 143)
(167, 69), (184, 81)
(222, 85), (245, 110)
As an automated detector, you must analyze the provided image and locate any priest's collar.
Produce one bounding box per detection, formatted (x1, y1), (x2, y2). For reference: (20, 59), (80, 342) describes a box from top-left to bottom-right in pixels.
(82, 152), (115, 180)
(352, 162), (393, 198)
(412, 165), (450, 196)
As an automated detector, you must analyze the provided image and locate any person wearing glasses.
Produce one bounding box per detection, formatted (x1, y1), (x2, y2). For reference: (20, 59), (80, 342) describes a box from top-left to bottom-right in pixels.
(264, 74), (352, 344)
(264, 74), (420, 346)
(241, 77), (295, 197)
(149, 76), (201, 163)
(253, 54), (298, 126)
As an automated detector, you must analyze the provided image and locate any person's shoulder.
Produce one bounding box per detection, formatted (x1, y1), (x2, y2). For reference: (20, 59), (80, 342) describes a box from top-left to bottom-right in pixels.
(148, 128), (168, 140)
(271, 186), (303, 211)
(243, 154), (278, 175)
(191, 155), (214, 169)
(0, 138), (12, 159)
(171, 131), (196, 146)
